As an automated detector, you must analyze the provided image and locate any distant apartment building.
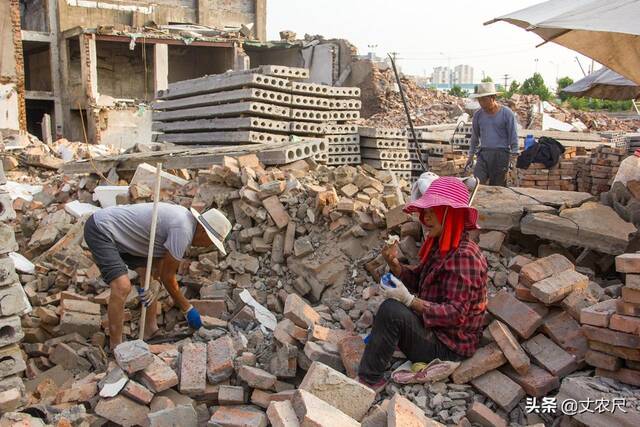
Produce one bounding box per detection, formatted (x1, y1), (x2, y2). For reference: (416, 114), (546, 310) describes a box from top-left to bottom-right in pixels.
(431, 66), (451, 85)
(454, 64), (474, 85)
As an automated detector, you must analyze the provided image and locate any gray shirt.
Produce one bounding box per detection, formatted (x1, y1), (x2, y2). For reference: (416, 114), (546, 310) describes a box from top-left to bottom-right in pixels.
(468, 106), (519, 156)
(93, 203), (196, 260)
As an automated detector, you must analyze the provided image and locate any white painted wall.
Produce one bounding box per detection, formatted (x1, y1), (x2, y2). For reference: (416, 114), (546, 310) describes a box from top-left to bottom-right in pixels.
(0, 84), (20, 131)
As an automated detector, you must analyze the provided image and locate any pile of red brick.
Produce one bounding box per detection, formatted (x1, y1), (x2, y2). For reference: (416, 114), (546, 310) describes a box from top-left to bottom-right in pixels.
(580, 253), (640, 387)
(518, 147), (579, 191)
(576, 146), (627, 195)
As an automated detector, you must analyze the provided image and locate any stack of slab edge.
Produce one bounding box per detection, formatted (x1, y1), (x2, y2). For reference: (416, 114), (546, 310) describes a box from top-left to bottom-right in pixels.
(152, 65), (361, 165)
(359, 127), (456, 180)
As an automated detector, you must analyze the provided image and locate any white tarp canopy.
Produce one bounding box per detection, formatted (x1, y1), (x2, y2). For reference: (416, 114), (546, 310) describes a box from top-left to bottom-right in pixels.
(486, 0), (640, 85)
(562, 67), (640, 100)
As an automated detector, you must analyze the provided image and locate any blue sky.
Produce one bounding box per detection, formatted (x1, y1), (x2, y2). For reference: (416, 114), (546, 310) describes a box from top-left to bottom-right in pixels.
(266, 0), (596, 88)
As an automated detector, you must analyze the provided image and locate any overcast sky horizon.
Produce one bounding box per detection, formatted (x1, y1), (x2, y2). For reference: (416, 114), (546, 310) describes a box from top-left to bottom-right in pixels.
(266, 0), (598, 89)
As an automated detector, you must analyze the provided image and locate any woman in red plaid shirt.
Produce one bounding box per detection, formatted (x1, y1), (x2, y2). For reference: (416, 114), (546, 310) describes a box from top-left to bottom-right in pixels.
(358, 177), (488, 391)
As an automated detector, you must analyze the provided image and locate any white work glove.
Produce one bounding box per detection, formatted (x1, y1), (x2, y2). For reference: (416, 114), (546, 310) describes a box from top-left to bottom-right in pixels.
(464, 157), (474, 173)
(381, 275), (415, 307)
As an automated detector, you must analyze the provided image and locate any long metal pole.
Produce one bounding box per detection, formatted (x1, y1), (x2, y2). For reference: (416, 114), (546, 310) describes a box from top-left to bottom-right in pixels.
(387, 53), (428, 171)
(138, 162), (163, 340)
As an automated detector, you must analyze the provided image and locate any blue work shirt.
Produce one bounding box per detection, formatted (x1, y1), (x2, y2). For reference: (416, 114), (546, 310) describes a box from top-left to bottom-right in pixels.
(468, 106), (519, 156)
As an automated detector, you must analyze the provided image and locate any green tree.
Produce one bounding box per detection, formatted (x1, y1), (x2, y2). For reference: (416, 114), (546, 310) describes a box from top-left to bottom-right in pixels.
(556, 76), (574, 101)
(481, 76), (493, 83)
(505, 80), (520, 98)
(520, 72), (552, 101)
(448, 85), (469, 98)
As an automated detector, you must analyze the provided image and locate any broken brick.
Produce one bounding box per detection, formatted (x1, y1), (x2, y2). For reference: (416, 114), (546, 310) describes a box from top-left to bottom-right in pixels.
(179, 342), (207, 396)
(501, 364), (559, 398)
(207, 335), (236, 384)
(218, 385), (245, 405)
(595, 367), (640, 387)
(582, 324), (640, 348)
(250, 388), (273, 409)
(540, 311), (588, 364)
(471, 370), (525, 412)
(262, 196), (290, 229)
(95, 395), (150, 426)
(519, 254), (574, 287)
(488, 320), (530, 375)
(209, 405), (268, 427)
(267, 400), (299, 427)
(338, 335), (365, 379)
(451, 343), (507, 384)
(284, 294), (320, 328)
(299, 361), (375, 421)
(615, 253), (640, 273)
(114, 340), (153, 374)
(530, 270), (588, 304)
(388, 392), (440, 427)
(466, 402), (507, 427)
(522, 334), (578, 377)
(487, 291), (543, 339)
(585, 350), (622, 371)
(292, 389), (359, 427)
(121, 379), (154, 405)
(580, 298), (618, 327)
(238, 365), (277, 390)
(140, 355), (179, 393)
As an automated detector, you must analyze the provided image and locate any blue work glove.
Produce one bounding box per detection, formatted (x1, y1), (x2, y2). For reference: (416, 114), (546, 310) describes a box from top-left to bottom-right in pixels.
(184, 305), (202, 329)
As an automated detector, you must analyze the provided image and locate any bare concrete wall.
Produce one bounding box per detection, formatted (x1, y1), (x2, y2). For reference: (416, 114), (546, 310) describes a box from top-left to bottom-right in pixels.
(168, 45), (233, 83)
(0, 84), (20, 130)
(24, 45), (52, 91)
(1, 1), (18, 80)
(56, 0), (263, 37)
(96, 40), (154, 101)
(98, 107), (152, 149)
(20, 0), (48, 32)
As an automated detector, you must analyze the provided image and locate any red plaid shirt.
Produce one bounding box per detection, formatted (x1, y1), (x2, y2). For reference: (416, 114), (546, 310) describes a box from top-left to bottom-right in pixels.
(399, 234), (488, 357)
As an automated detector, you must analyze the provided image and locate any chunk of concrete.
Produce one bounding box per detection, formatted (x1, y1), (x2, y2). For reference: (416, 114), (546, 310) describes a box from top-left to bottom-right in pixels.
(521, 202), (635, 255)
(299, 361), (375, 421)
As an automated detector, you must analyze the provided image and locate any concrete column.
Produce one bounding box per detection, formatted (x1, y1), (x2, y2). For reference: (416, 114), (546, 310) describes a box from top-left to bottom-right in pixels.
(255, 0), (267, 42)
(79, 34), (98, 102)
(153, 43), (169, 96)
(233, 44), (250, 71)
(47, 0), (64, 137)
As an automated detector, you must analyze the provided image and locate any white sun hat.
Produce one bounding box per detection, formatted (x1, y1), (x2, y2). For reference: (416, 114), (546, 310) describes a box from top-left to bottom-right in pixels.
(470, 82), (500, 98)
(190, 207), (232, 255)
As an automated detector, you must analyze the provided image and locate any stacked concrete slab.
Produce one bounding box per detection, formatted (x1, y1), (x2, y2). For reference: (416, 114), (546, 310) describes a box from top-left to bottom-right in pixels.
(0, 169), (31, 412)
(360, 127), (462, 180)
(152, 65), (361, 166)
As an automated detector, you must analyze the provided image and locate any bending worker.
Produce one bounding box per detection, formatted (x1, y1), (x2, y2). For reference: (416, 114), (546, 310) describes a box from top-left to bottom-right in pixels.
(466, 82), (519, 186)
(84, 202), (231, 349)
(358, 177), (488, 391)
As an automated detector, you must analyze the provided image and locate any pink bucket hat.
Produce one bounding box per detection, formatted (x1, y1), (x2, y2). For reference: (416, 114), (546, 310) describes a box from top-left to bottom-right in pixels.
(403, 176), (479, 229)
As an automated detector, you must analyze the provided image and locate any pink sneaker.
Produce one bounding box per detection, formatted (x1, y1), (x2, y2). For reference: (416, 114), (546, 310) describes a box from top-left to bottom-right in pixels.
(358, 376), (387, 394)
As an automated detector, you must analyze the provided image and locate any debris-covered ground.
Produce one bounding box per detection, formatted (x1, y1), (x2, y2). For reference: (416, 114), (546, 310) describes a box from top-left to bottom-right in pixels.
(2, 131), (640, 426)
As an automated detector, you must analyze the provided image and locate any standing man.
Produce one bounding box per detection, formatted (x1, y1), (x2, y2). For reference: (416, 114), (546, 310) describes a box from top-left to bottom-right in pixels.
(465, 82), (519, 186)
(84, 202), (231, 350)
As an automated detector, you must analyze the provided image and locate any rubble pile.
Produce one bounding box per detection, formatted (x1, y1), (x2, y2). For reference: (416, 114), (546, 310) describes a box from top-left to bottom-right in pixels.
(0, 164), (31, 414)
(359, 66), (465, 128)
(358, 64), (639, 134)
(152, 65), (361, 166)
(2, 151), (640, 425)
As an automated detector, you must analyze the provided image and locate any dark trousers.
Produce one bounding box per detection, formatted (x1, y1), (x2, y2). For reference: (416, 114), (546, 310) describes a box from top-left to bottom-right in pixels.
(358, 299), (463, 383)
(474, 149), (509, 186)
